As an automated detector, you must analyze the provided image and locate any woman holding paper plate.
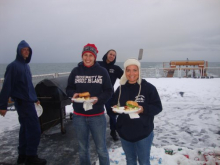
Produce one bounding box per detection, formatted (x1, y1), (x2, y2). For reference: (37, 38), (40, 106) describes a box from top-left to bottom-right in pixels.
(112, 58), (162, 165)
(66, 43), (113, 165)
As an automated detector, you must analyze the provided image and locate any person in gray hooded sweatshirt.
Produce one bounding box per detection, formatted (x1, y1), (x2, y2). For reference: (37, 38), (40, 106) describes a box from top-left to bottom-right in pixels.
(0, 40), (47, 165)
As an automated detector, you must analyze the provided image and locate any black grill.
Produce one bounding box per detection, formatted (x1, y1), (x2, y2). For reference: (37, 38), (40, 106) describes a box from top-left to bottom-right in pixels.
(35, 76), (71, 134)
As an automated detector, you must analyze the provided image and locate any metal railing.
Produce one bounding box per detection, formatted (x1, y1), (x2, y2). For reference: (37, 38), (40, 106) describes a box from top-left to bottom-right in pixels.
(141, 67), (220, 78)
(0, 67), (220, 92)
(32, 72), (70, 86)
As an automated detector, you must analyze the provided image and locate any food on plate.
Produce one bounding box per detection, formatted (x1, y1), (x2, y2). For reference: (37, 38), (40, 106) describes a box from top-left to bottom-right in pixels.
(124, 100), (139, 111)
(77, 92), (90, 100)
(79, 92), (90, 97)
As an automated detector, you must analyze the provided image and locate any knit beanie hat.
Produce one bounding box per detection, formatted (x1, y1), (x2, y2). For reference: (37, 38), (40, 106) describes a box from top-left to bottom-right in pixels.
(82, 43), (99, 60)
(120, 58), (142, 85)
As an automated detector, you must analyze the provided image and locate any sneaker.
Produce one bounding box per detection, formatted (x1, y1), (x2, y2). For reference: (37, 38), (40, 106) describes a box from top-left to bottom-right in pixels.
(17, 154), (26, 164)
(25, 155), (47, 165)
(110, 130), (119, 141)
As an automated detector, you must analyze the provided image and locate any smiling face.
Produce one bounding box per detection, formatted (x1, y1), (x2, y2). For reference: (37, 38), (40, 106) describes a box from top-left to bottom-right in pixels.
(82, 52), (95, 67)
(21, 47), (30, 60)
(125, 65), (139, 84)
(106, 50), (116, 63)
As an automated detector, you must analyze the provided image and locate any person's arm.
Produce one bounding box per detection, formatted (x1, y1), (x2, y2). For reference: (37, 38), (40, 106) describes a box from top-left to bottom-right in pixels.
(142, 85), (162, 116)
(96, 70), (113, 105)
(111, 87), (120, 106)
(0, 64), (15, 111)
(117, 66), (124, 79)
(66, 69), (77, 98)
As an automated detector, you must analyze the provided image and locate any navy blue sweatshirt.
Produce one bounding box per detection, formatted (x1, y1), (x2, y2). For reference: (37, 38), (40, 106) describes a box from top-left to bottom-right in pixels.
(112, 79), (162, 142)
(98, 53), (123, 86)
(66, 62), (113, 116)
(0, 40), (38, 110)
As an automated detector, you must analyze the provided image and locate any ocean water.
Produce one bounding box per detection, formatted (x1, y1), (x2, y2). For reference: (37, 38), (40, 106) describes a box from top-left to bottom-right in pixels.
(0, 62), (163, 78)
(0, 62), (220, 78)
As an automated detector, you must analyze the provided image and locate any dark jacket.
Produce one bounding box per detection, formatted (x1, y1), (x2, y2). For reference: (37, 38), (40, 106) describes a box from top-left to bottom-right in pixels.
(98, 53), (123, 86)
(112, 79), (162, 142)
(0, 40), (38, 110)
(66, 62), (113, 115)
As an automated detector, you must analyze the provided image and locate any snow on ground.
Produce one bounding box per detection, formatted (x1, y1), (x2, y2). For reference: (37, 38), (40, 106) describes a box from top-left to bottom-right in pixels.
(0, 78), (220, 165)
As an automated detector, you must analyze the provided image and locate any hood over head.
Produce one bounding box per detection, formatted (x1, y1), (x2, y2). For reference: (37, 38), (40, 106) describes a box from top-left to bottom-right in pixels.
(102, 49), (117, 65)
(16, 40), (32, 63)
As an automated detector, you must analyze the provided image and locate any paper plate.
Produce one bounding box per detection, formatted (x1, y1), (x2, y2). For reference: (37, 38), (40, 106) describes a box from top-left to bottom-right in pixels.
(72, 98), (85, 103)
(112, 107), (140, 114)
(35, 103), (43, 117)
(72, 98), (97, 103)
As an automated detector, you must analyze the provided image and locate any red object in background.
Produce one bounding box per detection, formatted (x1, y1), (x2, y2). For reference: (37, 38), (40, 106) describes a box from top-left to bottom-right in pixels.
(203, 152), (219, 165)
(184, 155), (189, 159)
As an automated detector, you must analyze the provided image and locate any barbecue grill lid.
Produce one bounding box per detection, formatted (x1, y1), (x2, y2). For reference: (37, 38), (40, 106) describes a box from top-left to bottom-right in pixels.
(35, 76), (69, 97)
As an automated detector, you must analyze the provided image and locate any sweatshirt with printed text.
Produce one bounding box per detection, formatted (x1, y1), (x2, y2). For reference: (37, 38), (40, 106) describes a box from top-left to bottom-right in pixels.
(66, 62), (113, 116)
(112, 79), (162, 142)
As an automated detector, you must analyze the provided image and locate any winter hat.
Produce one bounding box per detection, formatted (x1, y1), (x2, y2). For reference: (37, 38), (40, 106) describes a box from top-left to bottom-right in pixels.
(117, 58), (142, 106)
(120, 58), (142, 85)
(82, 43), (99, 60)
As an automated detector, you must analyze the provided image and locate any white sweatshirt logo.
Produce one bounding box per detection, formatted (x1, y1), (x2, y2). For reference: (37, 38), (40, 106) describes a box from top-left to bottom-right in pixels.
(75, 75), (103, 84)
(135, 95), (145, 103)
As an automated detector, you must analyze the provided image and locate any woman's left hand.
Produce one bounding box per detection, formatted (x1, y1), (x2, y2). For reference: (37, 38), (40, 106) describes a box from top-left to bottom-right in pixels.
(91, 97), (98, 104)
(136, 105), (144, 114)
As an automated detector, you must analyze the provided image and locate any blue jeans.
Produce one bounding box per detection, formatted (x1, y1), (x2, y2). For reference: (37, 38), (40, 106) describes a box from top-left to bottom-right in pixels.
(73, 113), (110, 165)
(120, 131), (154, 165)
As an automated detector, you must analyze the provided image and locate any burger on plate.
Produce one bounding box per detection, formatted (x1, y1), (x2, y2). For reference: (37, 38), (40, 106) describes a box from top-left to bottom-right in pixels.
(77, 92), (90, 100)
(124, 100), (139, 111)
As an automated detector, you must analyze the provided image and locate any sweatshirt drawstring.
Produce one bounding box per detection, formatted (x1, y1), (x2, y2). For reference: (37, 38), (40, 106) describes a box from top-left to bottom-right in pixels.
(135, 84), (141, 102)
(117, 83), (141, 106)
(117, 85), (121, 107)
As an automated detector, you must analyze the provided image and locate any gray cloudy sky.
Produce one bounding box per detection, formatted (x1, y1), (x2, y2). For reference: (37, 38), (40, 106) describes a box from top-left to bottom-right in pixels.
(0, 0), (220, 63)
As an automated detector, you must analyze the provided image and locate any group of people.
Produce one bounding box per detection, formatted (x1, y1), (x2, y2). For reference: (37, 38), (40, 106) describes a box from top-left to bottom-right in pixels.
(0, 40), (162, 165)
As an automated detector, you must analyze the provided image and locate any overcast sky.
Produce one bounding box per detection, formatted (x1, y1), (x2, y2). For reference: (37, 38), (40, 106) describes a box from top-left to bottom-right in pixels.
(0, 0), (220, 63)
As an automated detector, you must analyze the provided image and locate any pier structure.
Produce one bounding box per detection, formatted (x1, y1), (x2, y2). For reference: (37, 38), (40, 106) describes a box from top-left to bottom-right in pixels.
(163, 60), (208, 77)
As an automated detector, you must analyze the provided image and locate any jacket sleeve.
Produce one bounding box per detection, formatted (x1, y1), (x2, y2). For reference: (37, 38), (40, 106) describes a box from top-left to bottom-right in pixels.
(111, 86), (120, 106)
(143, 85), (162, 116)
(66, 69), (76, 98)
(97, 70), (113, 105)
(0, 64), (15, 110)
(117, 66), (124, 79)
